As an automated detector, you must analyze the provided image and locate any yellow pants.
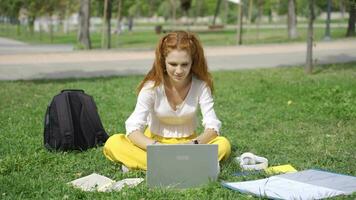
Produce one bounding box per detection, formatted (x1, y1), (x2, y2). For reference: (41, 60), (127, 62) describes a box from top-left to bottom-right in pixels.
(103, 129), (231, 170)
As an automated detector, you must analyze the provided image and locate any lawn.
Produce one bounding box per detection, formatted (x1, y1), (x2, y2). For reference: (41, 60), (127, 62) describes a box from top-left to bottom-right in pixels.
(0, 62), (355, 199)
(0, 23), (351, 50)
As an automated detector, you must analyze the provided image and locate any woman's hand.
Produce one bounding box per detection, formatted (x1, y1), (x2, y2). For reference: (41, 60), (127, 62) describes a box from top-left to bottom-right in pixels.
(194, 129), (218, 144)
(128, 131), (159, 150)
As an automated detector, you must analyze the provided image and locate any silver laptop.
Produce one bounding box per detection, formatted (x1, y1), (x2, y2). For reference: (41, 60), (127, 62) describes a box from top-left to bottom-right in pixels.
(147, 144), (219, 189)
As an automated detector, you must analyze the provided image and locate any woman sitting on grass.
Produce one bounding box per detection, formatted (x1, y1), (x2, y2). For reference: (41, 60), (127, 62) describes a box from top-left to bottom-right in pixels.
(103, 30), (231, 171)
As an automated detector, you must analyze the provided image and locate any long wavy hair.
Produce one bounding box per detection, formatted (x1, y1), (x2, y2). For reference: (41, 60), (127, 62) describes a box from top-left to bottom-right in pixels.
(137, 30), (214, 93)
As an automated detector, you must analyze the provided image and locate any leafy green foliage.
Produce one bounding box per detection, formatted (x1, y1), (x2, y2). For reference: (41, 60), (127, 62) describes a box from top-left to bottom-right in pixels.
(0, 62), (355, 199)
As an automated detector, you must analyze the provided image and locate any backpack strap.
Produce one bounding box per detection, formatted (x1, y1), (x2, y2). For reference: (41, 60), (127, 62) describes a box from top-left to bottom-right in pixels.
(61, 89), (84, 93)
(78, 94), (108, 145)
(55, 92), (74, 150)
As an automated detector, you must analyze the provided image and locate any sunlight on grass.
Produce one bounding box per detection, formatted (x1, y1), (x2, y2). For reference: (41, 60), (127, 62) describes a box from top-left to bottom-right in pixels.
(0, 62), (355, 199)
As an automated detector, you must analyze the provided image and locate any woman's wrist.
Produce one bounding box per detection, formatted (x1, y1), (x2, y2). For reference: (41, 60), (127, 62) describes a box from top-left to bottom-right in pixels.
(191, 139), (199, 144)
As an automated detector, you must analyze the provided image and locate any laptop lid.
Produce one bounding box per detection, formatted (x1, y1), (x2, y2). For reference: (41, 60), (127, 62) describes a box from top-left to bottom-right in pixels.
(147, 144), (218, 189)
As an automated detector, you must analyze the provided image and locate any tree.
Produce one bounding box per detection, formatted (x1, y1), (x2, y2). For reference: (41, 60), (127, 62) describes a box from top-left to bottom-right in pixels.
(324, 0), (332, 40)
(57, 0), (78, 34)
(23, 0), (44, 35)
(158, 1), (172, 21)
(194, 0), (203, 21)
(256, 0), (264, 39)
(127, 0), (150, 18)
(125, 0), (150, 31)
(212, 0), (222, 25)
(180, 0), (191, 29)
(102, 0), (112, 49)
(0, 0), (24, 35)
(223, 0), (229, 24)
(346, 0), (355, 37)
(238, 2), (243, 45)
(180, 0), (192, 16)
(247, 0), (254, 24)
(287, 0), (298, 39)
(305, 0), (315, 74)
(41, 0), (59, 43)
(339, 0), (346, 19)
(78, 0), (91, 49)
(170, 0), (177, 28)
(116, 0), (123, 33)
(147, 0), (155, 17)
(264, 0), (279, 23)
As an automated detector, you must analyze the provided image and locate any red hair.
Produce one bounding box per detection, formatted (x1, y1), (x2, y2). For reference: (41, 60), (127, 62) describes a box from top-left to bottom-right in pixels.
(137, 30), (214, 93)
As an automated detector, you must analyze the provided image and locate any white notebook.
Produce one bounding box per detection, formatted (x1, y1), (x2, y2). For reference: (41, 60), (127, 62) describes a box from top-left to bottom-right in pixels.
(68, 173), (143, 192)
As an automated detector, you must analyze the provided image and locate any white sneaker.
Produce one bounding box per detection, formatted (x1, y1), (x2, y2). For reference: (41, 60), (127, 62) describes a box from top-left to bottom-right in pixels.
(121, 165), (130, 173)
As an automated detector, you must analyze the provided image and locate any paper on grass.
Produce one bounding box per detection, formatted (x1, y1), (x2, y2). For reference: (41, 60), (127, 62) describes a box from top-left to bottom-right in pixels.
(68, 173), (115, 192)
(68, 173), (144, 192)
(110, 178), (145, 191)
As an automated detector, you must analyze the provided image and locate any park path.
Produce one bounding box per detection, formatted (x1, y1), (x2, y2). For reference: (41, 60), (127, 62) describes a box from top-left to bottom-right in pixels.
(0, 37), (73, 55)
(0, 36), (355, 80)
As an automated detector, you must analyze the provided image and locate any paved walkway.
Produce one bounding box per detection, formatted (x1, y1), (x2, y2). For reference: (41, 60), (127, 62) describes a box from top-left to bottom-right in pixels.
(0, 37), (73, 55)
(0, 37), (355, 80)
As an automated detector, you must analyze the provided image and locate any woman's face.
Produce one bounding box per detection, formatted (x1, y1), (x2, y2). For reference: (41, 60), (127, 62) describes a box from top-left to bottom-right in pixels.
(165, 49), (192, 84)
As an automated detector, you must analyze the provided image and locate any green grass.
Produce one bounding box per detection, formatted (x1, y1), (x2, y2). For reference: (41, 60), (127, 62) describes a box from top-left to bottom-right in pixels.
(0, 23), (352, 49)
(0, 62), (355, 199)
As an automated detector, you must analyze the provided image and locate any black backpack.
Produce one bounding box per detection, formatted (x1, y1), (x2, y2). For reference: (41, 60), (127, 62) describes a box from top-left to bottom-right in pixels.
(44, 89), (109, 151)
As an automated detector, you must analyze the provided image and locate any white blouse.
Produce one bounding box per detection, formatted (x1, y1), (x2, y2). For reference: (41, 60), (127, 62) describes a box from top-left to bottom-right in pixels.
(125, 76), (221, 138)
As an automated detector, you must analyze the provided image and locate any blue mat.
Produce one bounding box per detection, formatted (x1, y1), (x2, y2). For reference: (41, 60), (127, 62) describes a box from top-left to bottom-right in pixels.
(223, 169), (356, 200)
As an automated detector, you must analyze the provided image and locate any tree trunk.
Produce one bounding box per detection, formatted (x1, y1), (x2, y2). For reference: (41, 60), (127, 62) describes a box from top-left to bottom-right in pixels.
(63, 4), (69, 34)
(305, 0), (315, 74)
(148, 0), (154, 17)
(102, 0), (112, 49)
(288, 0), (298, 39)
(128, 17), (133, 31)
(238, 3), (243, 45)
(170, 0), (177, 29)
(116, 0), (122, 34)
(39, 24), (43, 41)
(213, 0), (222, 25)
(324, 0), (332, 40)
(256, 0), (264, 40)
(224, 0), (229, 25)
(16, 19), (21, 36)
(346, 0), (355, 37)
(339, 0), (346, 19)
(195, 0), (203, 22)
(78, 0), (91, 49)
(248, 0), (253, 24)
(268, 7), (273, 23)
(28, 16), (35, 35)
(49, 15), (54, 44)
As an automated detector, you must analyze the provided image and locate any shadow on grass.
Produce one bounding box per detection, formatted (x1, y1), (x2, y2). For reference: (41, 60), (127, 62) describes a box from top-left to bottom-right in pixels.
(6, 73), (144, 85)
(274, 61), (356, 75)
(313, 61), (356, 75)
